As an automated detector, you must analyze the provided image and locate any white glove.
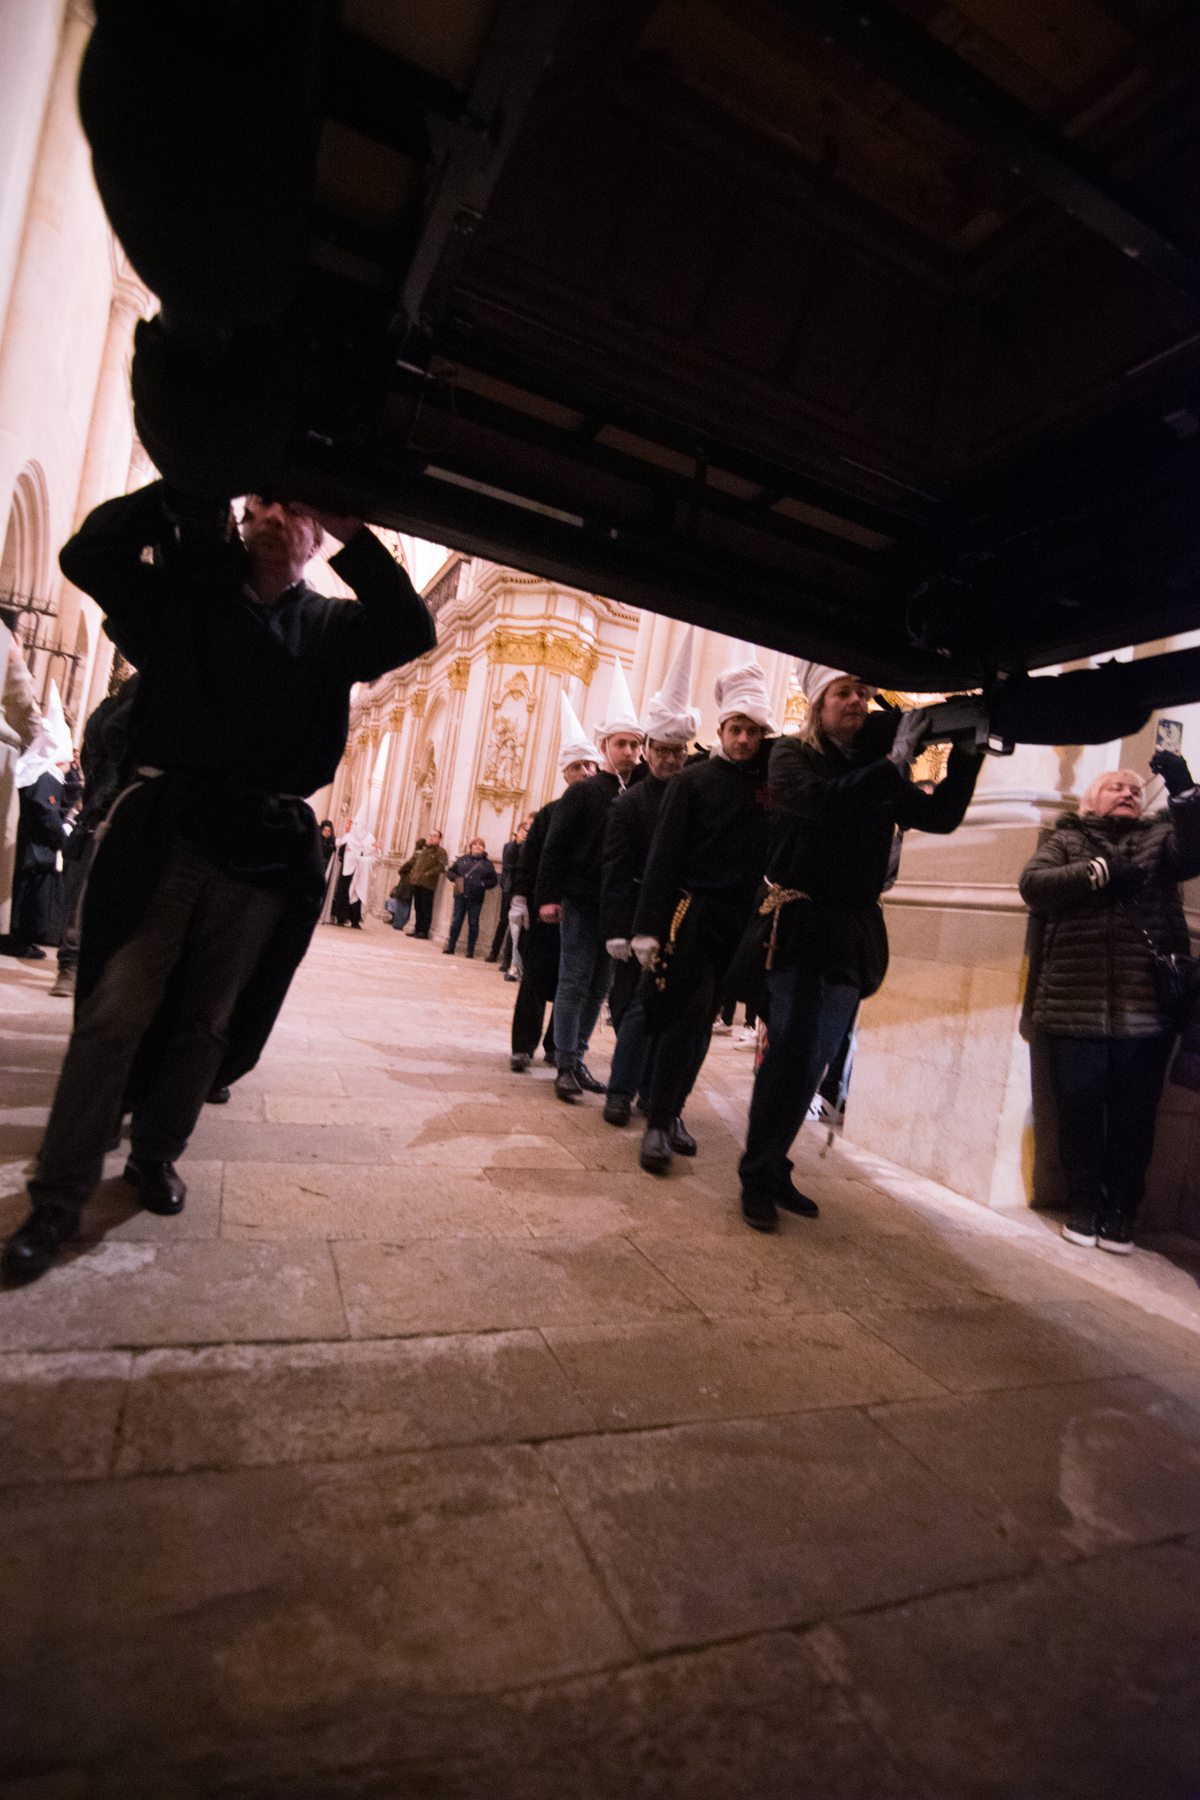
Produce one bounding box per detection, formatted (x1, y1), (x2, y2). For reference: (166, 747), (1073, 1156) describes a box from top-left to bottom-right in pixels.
(508, 896), (529, 930)
(631, 935), (659, 969)
(889, 706), (932, 768)
(606, 937), (632, 961)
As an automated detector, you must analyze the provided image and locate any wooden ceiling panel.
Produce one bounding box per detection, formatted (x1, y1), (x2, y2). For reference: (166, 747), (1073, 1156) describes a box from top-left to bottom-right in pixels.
(609, 140), (737, 336)
(694, 204), (828, 377)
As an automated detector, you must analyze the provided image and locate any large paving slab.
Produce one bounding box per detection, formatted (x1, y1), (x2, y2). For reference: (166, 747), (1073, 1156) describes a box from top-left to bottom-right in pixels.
(2, 918), (1199, 1797)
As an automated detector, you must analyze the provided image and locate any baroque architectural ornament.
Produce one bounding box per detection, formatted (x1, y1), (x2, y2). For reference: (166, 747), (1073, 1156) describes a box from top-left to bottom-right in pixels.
(488, 627), (600, 685)
(410, 689), (428, 716)
(448, 656), (471, 691)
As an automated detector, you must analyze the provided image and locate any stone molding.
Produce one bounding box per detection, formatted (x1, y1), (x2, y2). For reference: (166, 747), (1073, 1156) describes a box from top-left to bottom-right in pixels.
(883, 881), (1026, 914)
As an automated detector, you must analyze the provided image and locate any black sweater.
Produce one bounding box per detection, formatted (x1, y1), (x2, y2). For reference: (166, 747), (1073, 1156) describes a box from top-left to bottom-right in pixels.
(536, 766), (645, 910)
(514, 800), (555, 901)
(600, 772), (669, 942)
(633, 747), (772, 942)
(765, 733), (982, 982)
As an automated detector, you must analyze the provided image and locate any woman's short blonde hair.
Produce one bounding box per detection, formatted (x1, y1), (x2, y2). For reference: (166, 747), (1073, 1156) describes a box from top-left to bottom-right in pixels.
(1079, 768), (1144, 816)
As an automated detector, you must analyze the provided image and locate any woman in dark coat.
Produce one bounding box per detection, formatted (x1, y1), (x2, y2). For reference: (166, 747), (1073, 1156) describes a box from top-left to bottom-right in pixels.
(318, 819), (336, 866)
(10, 763), (70, 956)
(1019, 751), (1200, 1253)
(443, 838), (497, 957)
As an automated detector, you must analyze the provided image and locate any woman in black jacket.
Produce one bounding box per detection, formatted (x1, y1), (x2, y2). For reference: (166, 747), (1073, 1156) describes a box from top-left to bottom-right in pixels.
(738, 665), (983, 1232)
(1019, 752), (1200, 1253)
(443, 838), (498, 957)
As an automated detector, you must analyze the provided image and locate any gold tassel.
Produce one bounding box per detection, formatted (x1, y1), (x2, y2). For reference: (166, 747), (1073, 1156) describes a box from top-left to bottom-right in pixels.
(759, 881), (807, 970)
(654, 893), (692, 991)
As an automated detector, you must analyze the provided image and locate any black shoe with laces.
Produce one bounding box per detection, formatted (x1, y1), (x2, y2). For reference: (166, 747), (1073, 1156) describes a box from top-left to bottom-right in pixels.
(604, 1093), (632, 1126)
(123, 1158), (187, 1216)
(510, 1052), (532, 1072)
(575, 1062), (607, 1094)
(554, 1062), (583, 1101)
(1, 1202), (81, 1285)
(668, 1117), (696, 1156)
(639, 1126), (673, 1174)
(1097, 1211), (1135, 1254)
(1061, 1208), (1097, 1247)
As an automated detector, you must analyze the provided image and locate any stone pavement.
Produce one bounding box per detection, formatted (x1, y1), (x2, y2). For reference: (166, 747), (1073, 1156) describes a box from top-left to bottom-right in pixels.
(2, 921), (1199, 1800)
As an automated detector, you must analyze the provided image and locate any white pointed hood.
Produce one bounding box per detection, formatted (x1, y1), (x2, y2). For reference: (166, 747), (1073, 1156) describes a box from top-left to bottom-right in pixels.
(641, 627), (701, 745)
(596, 659), (643, 742)
(558, 692), (598, 770)
(15, 681), (73, 789)
(714, 650), (777, 733)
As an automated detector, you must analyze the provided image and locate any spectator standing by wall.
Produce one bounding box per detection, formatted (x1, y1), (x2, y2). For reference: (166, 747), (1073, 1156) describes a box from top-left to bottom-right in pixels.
(443, 837), (497, 957)
(407, 829), (447, 938)
(1019, 754), (1200, 1253)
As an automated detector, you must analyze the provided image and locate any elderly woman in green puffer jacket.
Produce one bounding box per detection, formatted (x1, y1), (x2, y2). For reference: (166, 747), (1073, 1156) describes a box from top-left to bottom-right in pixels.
(1019, 750), (1200, 1255)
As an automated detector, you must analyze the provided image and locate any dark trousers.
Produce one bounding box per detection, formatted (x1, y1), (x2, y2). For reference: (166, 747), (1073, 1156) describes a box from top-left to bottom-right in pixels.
(30, 839), (283, 1206)
(447, 893), (483, 955)
(643, 924), (739, 1129)
(57, 836), (99, 976)
(489, 891), (512, 959)
(1045, 1033), (1173, 1219)
(411, 885), (435, 937)
(512, 978), (556, 1059)
(738, 967), (860, 1194)
(551, 898), (611, 1067)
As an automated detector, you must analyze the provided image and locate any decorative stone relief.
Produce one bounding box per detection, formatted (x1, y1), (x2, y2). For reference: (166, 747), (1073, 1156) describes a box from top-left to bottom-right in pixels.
(410, 689), (428, 716)
(488, 627), (600, 685)
(448, 656), (471, 691)
(388, 705), (406, 730)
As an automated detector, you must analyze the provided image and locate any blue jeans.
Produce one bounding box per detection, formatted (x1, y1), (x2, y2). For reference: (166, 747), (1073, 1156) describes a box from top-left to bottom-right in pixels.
(447, 894), (483, 955)
(552, 898), (610, 1066)
(390, 896), (412, 931)
(739, 967), (859, 1194)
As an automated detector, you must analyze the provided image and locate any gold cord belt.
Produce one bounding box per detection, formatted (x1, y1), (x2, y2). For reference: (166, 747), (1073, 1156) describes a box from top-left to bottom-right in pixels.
(654, 893), (692, 990)
(760, 881), (808, 969)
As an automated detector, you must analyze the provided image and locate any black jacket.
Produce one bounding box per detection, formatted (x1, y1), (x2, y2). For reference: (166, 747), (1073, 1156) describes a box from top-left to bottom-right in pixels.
(600, 773), (670, 942)
(60, 481), (435, 885)
(536, 766), (645, 910)
(62, 482), (435, 1088)
(763, 732), (981, 989)
(633, 746), (772, 943)
(499, 838), (521, 894)
(514, 801), (555, 901)
(1019, 796), (1200, 1037)
(448, 852), (498, 902)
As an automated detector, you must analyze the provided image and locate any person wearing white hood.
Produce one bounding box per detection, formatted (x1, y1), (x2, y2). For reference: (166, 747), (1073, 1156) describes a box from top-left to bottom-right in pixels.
(630, 650), (776, 1173)
(5, 682), (75, 960)
(736, 662), (982, 1231)
(601, 629), (699, 1129)
(330, 816), (377, 928)
(536, 663), (645, 1101)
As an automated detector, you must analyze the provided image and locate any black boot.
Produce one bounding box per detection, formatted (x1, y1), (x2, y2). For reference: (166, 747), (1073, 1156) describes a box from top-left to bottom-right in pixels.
(554, 1061), (583, 1101)
(668, 1117), (696, 1156)
(776, 1183), (819, 1218)
(124, 1158), (187, 1216)
(1, 1201), (81, 1285)
(740, 1190), (778, 1233)
(604, 1093), (632, 1126)
(639, 1126), (673, 1174)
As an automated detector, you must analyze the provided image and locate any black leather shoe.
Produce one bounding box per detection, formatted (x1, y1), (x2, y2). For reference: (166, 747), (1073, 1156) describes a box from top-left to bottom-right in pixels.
(123, 1158), (186, 1216)
(554, 1062), (583, 1101)
(668, 1117), (697, 1156)
(510, 1053), (532, 1072)
(776, 1185), (819, 1218)
(604, 1094), (632, 1126)
(206, 1084), (231, 1104)
(1, 1202), (81, 1285)
(639, 1126), (673, 1174)
(741, 1190), (778, 1233)
(575, 1062), (606, 1094)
